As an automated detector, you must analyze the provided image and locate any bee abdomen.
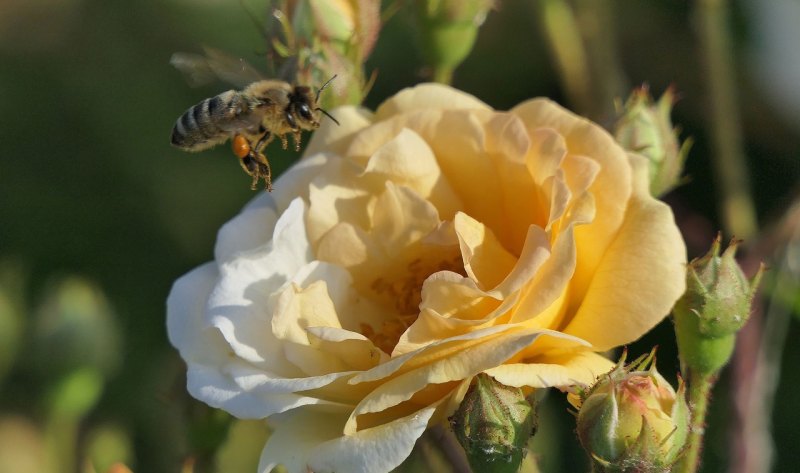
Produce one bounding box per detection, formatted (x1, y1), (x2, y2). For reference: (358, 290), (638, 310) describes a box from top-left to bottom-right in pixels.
(171, 91), (249, 151)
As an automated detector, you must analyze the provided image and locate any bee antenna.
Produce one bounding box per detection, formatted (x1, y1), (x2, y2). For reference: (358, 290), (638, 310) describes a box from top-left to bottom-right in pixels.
(315, 75), (337, 103)
(317, 108), (340, 126)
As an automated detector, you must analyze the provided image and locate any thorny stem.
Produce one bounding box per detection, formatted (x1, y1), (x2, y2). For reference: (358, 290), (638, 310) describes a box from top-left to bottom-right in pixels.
(676, 370), (715, 473)
(684, 1), (759, 471)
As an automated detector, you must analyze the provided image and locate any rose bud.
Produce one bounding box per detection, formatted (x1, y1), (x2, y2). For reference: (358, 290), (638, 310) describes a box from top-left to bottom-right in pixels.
(571, 351), (689, 472)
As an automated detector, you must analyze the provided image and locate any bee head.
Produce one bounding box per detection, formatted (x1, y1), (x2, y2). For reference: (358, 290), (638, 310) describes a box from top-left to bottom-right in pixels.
(287, 86), (319, 129)
(286, 77), (339, 130)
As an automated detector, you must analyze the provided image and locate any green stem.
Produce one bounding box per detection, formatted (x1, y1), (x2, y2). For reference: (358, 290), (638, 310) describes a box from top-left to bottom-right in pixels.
(533, 0), (593, 116)
(433, 65), (454, 85)
(695, 0), (758, 239)
(677, 370), (715, 473)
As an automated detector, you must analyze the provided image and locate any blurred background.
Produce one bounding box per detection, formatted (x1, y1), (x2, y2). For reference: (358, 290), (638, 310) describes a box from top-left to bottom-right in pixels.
(1, 0), (799, 472)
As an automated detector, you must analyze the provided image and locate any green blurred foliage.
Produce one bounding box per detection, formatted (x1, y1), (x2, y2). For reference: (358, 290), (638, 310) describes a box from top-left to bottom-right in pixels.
(0, 1), (798, 472)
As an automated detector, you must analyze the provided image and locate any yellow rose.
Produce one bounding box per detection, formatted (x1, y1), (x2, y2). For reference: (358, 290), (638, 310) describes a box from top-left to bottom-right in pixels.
(167, 84), (686, 473)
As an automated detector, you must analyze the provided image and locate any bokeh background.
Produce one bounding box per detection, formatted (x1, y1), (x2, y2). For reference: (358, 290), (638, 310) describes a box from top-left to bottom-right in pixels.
(1, 0), (799, 472)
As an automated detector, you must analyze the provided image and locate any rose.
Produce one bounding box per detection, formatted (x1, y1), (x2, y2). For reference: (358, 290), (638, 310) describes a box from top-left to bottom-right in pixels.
(167, 84), (686, 473)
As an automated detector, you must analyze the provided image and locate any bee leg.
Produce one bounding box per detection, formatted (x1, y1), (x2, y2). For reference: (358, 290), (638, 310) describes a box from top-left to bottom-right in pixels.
(278, 134), (289, 150)
(258, 154), (272, 192)
(254, 129), (273, 152)
(292, 131), (302, 152)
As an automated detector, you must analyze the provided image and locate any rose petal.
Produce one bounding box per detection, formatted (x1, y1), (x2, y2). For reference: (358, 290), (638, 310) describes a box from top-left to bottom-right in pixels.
(304, 106), (375, 158)
(258, 405), (433, 473)
(167, 262), (228, 363)
(347, 328), (588, 430)
(375, 83), (490, 120)
(483, 350), (614, 387)
(563, 155), (687, 350)
(207, 198), (311, 367)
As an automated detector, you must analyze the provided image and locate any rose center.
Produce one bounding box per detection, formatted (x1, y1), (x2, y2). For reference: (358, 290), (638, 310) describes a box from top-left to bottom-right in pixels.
(361, 254), (465, 354)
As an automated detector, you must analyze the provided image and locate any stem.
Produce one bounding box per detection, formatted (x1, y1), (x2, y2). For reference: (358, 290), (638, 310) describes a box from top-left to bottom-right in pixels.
(695, 0), (758, 239)
(432, 65), (454, 85)
(533, 0), (594, 116)
(677, 370), (715, 473)
(573, 0), (628, 120)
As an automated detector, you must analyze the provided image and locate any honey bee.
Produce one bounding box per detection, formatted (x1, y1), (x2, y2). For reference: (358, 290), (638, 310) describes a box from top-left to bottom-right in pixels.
(170, 49), (338, 191)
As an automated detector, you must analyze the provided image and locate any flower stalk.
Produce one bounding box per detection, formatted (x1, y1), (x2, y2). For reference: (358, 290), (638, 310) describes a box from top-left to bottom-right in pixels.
(673, 236), (764, 473)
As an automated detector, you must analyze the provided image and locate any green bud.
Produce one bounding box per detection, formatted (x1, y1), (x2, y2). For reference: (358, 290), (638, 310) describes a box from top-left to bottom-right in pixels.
(270, 0), (379, 106)
(673, 236), (764, 375)
(614, 86), (691, 197)
(451, 373), (536, 473)
(31, 277), (121, 379)
(413, 0), (494, 83)
(571, 350), (689, 473)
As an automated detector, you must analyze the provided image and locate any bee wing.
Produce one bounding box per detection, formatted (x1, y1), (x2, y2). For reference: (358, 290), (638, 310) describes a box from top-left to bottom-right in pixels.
(170, 46), (265, 89)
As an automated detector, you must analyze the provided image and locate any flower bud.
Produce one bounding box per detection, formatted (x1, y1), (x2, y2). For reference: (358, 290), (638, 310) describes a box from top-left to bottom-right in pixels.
(31, 277), (121, 379)
(270, 0), (379, 106)
(673, 236), (764, 375)
(614, 86), (691, 197)
(571, 351), (689, 472)
(412, 0), (494, 82)
(451, 374), (536, 473)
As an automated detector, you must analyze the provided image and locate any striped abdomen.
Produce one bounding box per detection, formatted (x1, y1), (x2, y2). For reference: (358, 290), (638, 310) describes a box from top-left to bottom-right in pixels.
(170, 90), (260, 152)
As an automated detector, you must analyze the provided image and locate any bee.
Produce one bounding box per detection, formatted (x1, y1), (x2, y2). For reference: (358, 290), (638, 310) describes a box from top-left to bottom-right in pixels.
(170, 49), (338, 191)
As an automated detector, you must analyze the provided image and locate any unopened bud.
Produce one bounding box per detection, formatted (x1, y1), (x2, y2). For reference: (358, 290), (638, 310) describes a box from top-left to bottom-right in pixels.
(413, 0), (494, 82)
(571, 350), (689, 473)
(673, 236), (764, 375)
(451, 373), (536, 473)
(614, 86), (691, 197)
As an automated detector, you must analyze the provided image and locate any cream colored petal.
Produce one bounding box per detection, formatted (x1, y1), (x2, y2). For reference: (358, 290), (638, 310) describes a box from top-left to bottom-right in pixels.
(490, 224), (552, 297)
(347, 328), (585, 431)
(512, 99), (633, 302)
(351, 325), (517, 384)
(306, 326), (388, 370)
(564, 155), (687, 350)
(484, 119), (551, 251)
(185, 363), (323, 419)
(510, 224), (576, 326)
(207, 199), (311, 370)
(454, 212), (517, 289)
(419, 270), (501, 320)
(215, 195), (278, 263)
(258, 406), (350, 473)
(484, 350), (614, 388)
(306, 159), (372, 246)
(167, 262), (229, 363)
(316, 222), (373, 268)
(397, 290), (519, 354)
(374, 83), (490, 121)
(271, 280), (342, 345)
(270, 153), (332, 212)
(372, 182), (441, 250)
(362, 128), (463, 218)
(363, 128), (437, 182)
(309, 407), (434, 473)
(303, 106), (375, 158)
(526, 128), (567, 185)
